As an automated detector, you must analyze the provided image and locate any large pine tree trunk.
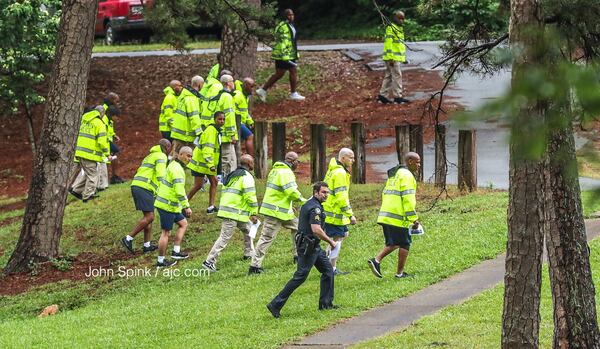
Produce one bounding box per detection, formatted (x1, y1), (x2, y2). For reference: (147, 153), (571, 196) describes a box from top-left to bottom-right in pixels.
(544, 125), (600, 348)
(219, 0), (260, 79)
(4, 0), (98, 273)
(501, 0), (546, 347)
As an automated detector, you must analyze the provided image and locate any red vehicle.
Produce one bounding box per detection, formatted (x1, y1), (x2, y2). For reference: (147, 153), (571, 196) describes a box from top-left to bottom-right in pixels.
(95, 0), (154, 44)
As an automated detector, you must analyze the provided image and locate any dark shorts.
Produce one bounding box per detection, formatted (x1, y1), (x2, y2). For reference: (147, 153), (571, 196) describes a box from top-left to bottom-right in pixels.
(380, 224), (411, 250)
(110, 141), (120, 154)
(160, 131), (172, 141)
(275, 59), (297, 70)
(131, 186), (155, 213)
(324, 223), (348, 238)
(190, 169), (204, 177)
(157, 207), (186, 231)
(240, 124), (253, 140)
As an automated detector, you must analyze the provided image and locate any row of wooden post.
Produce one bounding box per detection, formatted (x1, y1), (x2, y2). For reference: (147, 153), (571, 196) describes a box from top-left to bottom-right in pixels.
(252, 121), (477, 191)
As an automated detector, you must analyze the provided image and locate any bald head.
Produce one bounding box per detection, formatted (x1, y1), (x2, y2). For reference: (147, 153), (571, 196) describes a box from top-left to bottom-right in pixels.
(95, 105), (105, 116)
(191, 75), (204, 90)
(220, 74), (233, 84)
(106, 92), (120, 105)
(285, 151), (299, 162)
(404, 151), (420, 163)
(242, 77), (255, 94)
(178, 146), (193, 165)
(240, 154), (254, 170)
(179, 146), (192, 156)
(338, 147), (355, 168)
(158, 138), (172, 154)
(404, 151), (421, 174)
(220, 69), (233, 77)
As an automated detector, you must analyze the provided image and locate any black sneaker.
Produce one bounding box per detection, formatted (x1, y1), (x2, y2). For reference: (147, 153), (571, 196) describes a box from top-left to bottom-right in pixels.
(393, 97), (411, 104)
(368, 258), (383, 278)
(266, 303), (280, 319)
(82, 194), (100, 203)
(319, 304), (340, 310)
(121, 237), (134, 254)
(206, 206), (218, 214)
(143, 244), (158, 253)
(68, 188), (83, 200)
(248, 266), (265, 275)
(377, 95), (392, 104)
(333, 269), (350, 276)
(110, 176), (125, 184)
(242, 255), (252, 261)
(156, 259), (177, 268)
(395, 272), (413, 279)
(171, 251), (189, 260)
(202, 260), (217, 272)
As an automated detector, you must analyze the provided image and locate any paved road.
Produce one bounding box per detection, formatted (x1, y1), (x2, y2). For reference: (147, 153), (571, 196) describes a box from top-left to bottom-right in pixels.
(282, 219), (600, 349)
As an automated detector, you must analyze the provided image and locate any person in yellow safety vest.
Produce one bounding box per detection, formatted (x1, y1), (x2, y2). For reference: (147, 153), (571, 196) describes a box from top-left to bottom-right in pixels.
(249, 151), (307, 274)
(368, 152), (421, 279)
(234, 77), (256, 156)
(207, 62), (220, 80)
(154, 146), (194, 267)
(378, 10), (410, 105)
(215, 74), (238, 177)
(121, 139), (172, 254)
(170, 76), (204, 158)
(187, 111), (225, 214)
(199, 69), (231, 128)
(69, 106), (109, 202)
(102, 93), (125, 184)
(159, 80), (183, 141)
(202, 154), (259, 272)
(322, 148), (358, 276)
(256, 9), (305, 102)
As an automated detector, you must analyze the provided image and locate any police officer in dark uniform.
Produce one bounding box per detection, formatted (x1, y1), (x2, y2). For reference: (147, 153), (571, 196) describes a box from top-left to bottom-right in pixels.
(266, 181), (338, 318)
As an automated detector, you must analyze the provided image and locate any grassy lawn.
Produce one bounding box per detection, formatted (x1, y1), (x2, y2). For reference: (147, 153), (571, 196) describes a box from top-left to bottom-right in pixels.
(0, 181), (508, 348)
(92, 40), (221, 53)
(353, 238), (600, 349)
(254, 63), (322, 104)
(583, 190), (600, 217)
(578, 140), (600, 180)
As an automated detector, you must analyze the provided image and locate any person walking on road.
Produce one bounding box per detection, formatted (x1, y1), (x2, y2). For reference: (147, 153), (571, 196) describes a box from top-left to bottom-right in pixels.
(249, 151), (306, 274)
(155, 146), (194, 267)
(368, 152), (421, 279)
(121, 139), (171, 254)
(202, 154), (258, 272)
(266, 181), (338, 318)
(377, 10), (410, 105)
(256, 9), (305, 102)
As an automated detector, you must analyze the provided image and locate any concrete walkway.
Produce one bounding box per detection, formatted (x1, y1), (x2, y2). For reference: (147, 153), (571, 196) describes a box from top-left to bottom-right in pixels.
(283, 219), (600, 348)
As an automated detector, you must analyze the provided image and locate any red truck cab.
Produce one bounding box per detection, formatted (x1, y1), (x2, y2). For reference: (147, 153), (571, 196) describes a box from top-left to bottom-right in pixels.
(95, 0), (153, 44)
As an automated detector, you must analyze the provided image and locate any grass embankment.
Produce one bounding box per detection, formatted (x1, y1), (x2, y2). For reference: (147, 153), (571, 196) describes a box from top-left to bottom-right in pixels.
(353, 237), (600, 349)
(0, 181), (507, 348)
(578, 141), (600, 180)
(92, 40), (221, 53)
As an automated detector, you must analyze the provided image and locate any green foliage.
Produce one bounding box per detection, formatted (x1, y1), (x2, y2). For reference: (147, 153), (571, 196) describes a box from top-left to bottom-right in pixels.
(49, 258), (73, 272)
(0, 0), (60, 113)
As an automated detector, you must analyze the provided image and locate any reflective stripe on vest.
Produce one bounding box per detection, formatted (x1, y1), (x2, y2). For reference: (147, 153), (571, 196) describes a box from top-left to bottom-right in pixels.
(156, 196), (179, 206)
(133, 176), (158, 190)
(266, 182), (296, 192)
(325, 212), (343, 219)
(378, 211), (406, 221)
(219, 205), (250, 216)
(76, 146), (103, 157)
(261, 202), (290, 214)
(383, 189), (415, 196)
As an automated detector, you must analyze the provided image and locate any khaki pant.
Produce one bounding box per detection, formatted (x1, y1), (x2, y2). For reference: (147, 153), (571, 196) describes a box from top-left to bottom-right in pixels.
(97, 162), (109, 189)
(206, 218), (253, 265)
(251, 215), (298, 268)
(221, 142), (237, 177)
(71, 158), (99, 200)
(379, 60), (403, 99)
(170, 139), (194, 158)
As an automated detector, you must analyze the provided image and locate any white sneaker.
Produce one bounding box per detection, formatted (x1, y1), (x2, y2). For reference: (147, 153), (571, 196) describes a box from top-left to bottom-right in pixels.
(288, 92), (305, 101)
(256, 88), (267, 102)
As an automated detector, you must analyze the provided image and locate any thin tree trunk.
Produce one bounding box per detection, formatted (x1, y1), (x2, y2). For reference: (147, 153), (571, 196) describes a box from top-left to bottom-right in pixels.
(24, 104), (37, 157)
(502, 0), (546, 347)
(4, 0), (98, 274)
(219, 0), (260, 79)
(544, 124), (600, 348)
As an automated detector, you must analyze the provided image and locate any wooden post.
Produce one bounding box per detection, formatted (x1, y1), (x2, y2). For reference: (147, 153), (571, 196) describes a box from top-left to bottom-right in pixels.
(409, 124), (424, 181)
(395, 125), (410, 165)
(253, 121), (268, 179)
(351, 122), (366, 184)
(310, 124), (327, 183)
(458, 130), (477, 191)
(434, 124), (447, 187)
(272, 122), (286, 163)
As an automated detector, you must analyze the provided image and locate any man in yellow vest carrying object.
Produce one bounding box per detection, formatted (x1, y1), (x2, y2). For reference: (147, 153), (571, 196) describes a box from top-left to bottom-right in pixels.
(202, 154), (258, 272)
(121, 139), (171, 254)
(378, 10), (410, 105)
(187, 111), (225, 214)
(155, 146), (193, 267)
(159, 80), (183, 141)
(323, 148), (358, 276)
(69, 106), (109, 202)
(368, 152), (420, 279)
(249, 151), (307, 274)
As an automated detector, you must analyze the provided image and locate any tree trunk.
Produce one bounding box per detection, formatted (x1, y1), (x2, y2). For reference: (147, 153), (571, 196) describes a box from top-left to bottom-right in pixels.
(544, 125), (600, 348)
(4, 0), (98, 274)
(24, 104), (37, 158)
(219, 0), (260, 79)
(501, 0), (546, 347)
